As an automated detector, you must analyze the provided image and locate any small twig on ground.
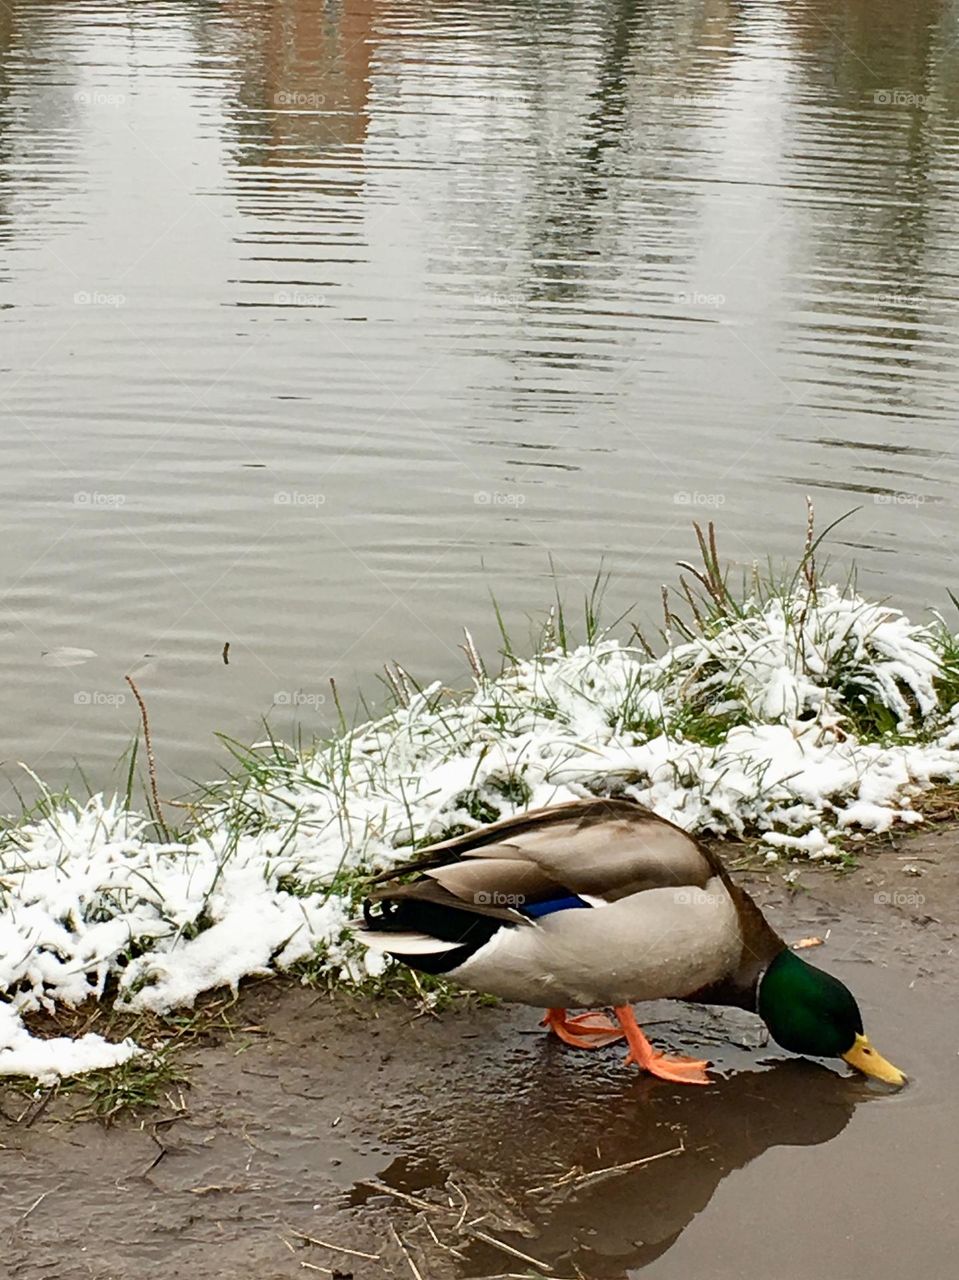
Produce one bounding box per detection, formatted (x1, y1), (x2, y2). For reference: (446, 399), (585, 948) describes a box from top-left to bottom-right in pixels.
(290, 1230), (379, 1261)
(388, 1222), (425, 1280)
(20, 1084), (58, 1128)
(124, 674), (169, 840)
(358, 1179), (437, 1213)
(527, 1141), (686, 1197)
(447, 1177), (470, 1232)
(465, 1227), (554, 1274)
(18, 1190), (51, 1223)
(422, 1214), (468, 1261)
(563, 1141), (685, 1192)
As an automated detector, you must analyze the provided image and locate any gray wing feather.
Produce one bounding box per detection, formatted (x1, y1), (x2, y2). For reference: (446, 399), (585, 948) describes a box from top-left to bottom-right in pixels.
(373, 799), (714, 904)
(425, 858), (566, 903)
(497, 816), (711, 898)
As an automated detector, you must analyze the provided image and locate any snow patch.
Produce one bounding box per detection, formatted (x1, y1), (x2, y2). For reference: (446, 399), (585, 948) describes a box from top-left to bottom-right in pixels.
(0, 1004), (140, 1084)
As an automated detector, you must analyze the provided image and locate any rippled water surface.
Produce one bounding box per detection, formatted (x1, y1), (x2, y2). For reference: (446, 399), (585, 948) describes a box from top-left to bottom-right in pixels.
(1, 0), (958, 791)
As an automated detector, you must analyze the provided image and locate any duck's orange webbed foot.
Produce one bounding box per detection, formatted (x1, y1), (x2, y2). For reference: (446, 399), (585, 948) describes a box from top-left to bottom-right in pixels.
(612, 1004), (712, 1085)
(541, 1007), (626, 1049)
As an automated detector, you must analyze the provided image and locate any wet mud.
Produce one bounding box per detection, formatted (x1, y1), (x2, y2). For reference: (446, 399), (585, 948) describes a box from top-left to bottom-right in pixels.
(2, 830), (956, 1280)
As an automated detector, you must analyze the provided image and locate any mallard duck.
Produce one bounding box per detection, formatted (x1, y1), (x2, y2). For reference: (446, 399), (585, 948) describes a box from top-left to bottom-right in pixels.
(358, 798), (906, 1086)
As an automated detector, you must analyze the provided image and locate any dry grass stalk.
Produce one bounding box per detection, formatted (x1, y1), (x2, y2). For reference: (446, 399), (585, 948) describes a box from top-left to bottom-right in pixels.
(124, 674), (169, 840)
(461, 626), (486, 680)
(383, 663), (410, 708)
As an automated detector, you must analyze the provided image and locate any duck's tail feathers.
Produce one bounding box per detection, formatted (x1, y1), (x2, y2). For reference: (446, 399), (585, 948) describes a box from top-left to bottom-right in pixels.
(353, 927), (463, 957)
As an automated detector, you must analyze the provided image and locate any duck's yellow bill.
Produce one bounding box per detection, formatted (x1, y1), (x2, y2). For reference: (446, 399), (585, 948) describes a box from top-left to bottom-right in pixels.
(842, 1033), (907, 1087)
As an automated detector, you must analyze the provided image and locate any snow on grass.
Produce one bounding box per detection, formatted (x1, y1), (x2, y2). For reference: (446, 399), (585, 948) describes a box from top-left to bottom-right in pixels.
(0, 1003), (140, 1085)
(2, 580), (959, 1079)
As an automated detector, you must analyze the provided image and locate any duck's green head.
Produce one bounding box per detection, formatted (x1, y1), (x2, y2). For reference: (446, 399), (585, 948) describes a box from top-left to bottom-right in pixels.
(758, 950), (906, 1086)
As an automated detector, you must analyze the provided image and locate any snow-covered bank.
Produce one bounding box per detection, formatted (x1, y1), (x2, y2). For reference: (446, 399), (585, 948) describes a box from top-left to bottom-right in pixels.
(2, 583), (959, 1080)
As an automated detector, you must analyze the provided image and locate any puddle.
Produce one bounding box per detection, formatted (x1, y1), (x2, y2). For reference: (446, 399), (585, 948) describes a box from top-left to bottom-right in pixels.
(352, 960), (934, 1279)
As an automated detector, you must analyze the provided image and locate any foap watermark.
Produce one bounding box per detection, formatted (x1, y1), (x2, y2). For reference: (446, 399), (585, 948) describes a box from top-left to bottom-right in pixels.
(474, 291), (524, 308)
(669, 90), (779, 109)
(872, 291), (913, 307)
(273, 690), (326, 709)
(873, 491), (924, 507)
(274, 289), (327, 307)
(74, 290), (126, 307)
(674, 290), (726, 308)
(74, 89), (126, 108)
(474, 891), (525, 906)
(673, 491), (726, 508)
(674, 888), (727, 907)
(474, 491), (526, 507)
(274, 90), (327, 107)
(477, 91), (524, 108)
(874, 889), (925, 907)
(74, 491), (126, 509)
(274, 491), (326, 508)
(74, 691), (126, 707)
(670, 92), (715, 108)
(873, 89), (929, 109)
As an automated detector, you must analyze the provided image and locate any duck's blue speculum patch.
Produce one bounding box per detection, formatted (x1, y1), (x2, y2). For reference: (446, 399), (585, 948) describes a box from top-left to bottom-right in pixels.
(520, 894), (592, 919)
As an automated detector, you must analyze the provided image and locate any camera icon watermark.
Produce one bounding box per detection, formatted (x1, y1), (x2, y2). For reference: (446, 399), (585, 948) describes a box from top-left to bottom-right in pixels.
(473, 491), (526, 507)
(874, 890), (925, 907)
(274, 90), (327, 107)
(74, 290), (126, 307)
(674, 290), (726, 307)
(274, 289), (327, 307)
(873, 492), (924, 506)
(73, 89), (126, 108)
(274, 491), (326, 508)
(273, 690), (327, 709)
(671, 92), (711, 107)
(74, 491), (126, 508)
(74, 691), (126, 707)
(673, 491), (726, 508)
(873, 89), (929, 108)
(674, 888), (726, 906)
(473, 291), (524, 307)
(474, 890), (526, 906)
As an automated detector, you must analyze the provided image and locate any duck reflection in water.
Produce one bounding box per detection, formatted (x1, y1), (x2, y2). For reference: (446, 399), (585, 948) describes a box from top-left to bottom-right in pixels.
(370, 1056), (866, 1278)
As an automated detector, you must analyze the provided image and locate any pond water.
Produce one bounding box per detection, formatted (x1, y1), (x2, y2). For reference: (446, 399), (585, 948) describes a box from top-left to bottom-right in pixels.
(1, 0), (958, 797)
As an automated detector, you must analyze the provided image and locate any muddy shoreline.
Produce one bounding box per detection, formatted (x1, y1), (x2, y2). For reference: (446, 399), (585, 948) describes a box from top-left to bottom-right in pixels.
(2, 827), (957, 1280)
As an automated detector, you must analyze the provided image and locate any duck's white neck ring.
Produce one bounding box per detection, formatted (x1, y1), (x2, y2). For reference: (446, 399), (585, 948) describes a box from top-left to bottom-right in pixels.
(754, 960), (772, 1015)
